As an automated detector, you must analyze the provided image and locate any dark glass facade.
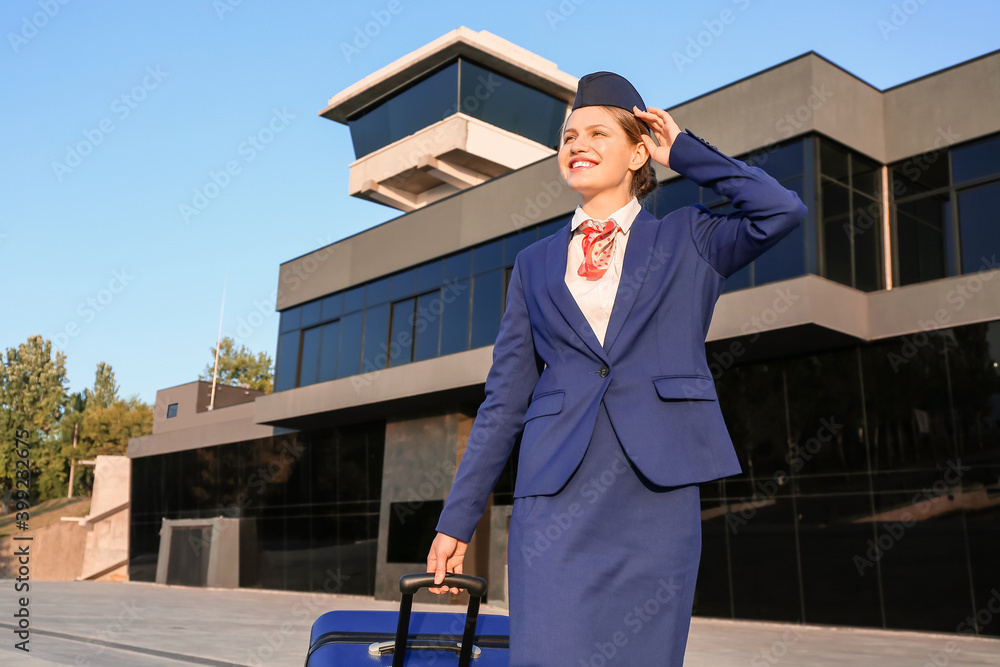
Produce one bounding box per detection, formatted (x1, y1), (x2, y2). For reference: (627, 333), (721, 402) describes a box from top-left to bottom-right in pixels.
(892, 131), (1000, 285)
(274, 218), (566, 392)
(695, 320), (1000, 637)
(347, 58), (566, 158)
(652, 134), (886, 293)
(129, 422), (385, 594)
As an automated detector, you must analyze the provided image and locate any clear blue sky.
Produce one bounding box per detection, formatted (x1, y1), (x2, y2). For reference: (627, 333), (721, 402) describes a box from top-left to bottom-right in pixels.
(2, 0), (998, 405)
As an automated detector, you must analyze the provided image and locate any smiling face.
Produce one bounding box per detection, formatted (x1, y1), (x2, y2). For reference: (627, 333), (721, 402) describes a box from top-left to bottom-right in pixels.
(558, 105), (648, 202)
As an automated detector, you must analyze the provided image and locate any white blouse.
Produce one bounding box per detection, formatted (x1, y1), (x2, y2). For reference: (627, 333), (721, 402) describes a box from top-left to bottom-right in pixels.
(563, 197), (643, 346)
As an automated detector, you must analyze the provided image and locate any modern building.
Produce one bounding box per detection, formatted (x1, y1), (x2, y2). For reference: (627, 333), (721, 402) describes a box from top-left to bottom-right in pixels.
(129, 27), (1000, 637)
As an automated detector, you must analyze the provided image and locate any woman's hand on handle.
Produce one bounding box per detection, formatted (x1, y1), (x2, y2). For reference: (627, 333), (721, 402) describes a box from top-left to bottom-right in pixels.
(426, 532), (468, 595)
(633, 106), (683, 170)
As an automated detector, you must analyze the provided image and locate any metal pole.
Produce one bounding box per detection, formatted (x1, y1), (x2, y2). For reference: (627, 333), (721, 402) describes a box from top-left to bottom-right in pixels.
(67, 422), (78, 498)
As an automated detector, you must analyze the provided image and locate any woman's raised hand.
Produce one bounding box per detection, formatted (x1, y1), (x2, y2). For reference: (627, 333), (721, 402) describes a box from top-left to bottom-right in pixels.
(426, 531), (469, 595)
(634, 105), (683, 170)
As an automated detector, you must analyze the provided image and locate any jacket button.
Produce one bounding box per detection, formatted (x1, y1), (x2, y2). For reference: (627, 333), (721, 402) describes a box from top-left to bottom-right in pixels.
(599, 365), (609, 377)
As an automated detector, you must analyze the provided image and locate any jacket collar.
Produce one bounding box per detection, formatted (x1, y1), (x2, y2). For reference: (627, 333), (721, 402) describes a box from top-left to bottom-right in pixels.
(545, 205), (658, 360)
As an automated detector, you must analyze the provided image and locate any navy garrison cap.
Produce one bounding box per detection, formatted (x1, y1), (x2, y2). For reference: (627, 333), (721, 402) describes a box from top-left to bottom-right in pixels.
(572, 71), (646, 114)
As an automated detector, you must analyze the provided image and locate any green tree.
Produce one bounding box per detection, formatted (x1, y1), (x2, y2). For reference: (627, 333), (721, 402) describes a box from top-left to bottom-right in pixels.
(69, 396), (153, 496)
(0, 335), (68, 511)
(199, 336), (274, 393)
(83, 361), (119, 409)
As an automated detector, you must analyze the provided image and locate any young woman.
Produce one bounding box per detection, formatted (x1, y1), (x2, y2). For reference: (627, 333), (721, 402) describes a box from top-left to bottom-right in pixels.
(427, 71), (806, 665)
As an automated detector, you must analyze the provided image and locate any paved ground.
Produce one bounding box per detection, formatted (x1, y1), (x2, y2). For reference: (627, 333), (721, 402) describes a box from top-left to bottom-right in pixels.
(0, 580), (998, 666)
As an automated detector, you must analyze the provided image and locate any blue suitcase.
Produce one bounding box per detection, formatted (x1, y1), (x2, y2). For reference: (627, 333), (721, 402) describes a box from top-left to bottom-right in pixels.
(305, 573), (510, 666)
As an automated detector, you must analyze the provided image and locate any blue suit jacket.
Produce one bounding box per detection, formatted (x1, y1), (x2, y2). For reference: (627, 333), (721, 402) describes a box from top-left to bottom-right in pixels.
(436, 129), (807, 543)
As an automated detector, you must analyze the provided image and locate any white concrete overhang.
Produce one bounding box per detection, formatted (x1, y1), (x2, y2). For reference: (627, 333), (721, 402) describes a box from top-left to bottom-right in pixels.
(347, 113), (557, 212)
(319, 27), (578, 123)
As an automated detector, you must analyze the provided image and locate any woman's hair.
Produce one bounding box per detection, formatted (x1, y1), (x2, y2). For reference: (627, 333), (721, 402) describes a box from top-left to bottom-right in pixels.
(559, 105), (659, 201)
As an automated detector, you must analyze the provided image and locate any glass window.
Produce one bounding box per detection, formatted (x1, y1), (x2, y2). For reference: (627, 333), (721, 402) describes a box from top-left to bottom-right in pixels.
(413, 291), (441, 362)
(654, 178), (699, 217)
(300, 300), (322, 328)
(896, 195), (950, 285)
(952, 133), (1000, 184)
(443, 250), (472, 283)
(343, 286), (365, 314)
(361, 303), (390, 372)
(822, 179), (850, 220)
(852, 194), (882, 292)
(852, 153), (881, 198)
(279, 307), (301, 333)
(337, 312), (363, 379)
(459, 60), (566, 150)
(538, 217), (568, 239)
(166, 403), (178, 419)
(505, 228), (537, 264)
(389, 299), (415, 367)
(890, 152), (949, 198)
(440, 279), (471, 355)
(470, 269), (504, 348)
(754, 220), (805, 286)
(958, 180), (1000, 274)
(299, 326), (322, 387)
(823, 219), (853, 286)
(722, 262), (752, 292)
(366, 277), (391, 307)
(389, 268), (416, 300)
(415, 261), (442, 293)
(321, 294), (342, 321)
(347, 61), (459, 158)
(473, 238), (503, 274)
(318, 321), (340, 382)
(747, 140), (804, 182)
(275, 330), (301, 391)
(820, 140), (849, 183)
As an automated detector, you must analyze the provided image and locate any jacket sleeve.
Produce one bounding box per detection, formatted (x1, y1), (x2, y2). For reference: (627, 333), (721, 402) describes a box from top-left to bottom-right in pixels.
(668, 129), (807, 278)
(435, 254), (543, 543)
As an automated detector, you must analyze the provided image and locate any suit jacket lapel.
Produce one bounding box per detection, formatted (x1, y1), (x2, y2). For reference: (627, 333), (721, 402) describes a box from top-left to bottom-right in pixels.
(545, 222), (609, 363)
(603, 208), (657, 356)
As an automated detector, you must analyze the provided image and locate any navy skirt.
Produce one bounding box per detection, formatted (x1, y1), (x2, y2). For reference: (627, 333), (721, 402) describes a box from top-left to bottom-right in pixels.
(507, 400), (702, 666)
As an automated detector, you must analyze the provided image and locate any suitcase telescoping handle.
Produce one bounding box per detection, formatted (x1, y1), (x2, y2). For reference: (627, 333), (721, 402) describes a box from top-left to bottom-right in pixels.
(388, 573), (488, 667)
